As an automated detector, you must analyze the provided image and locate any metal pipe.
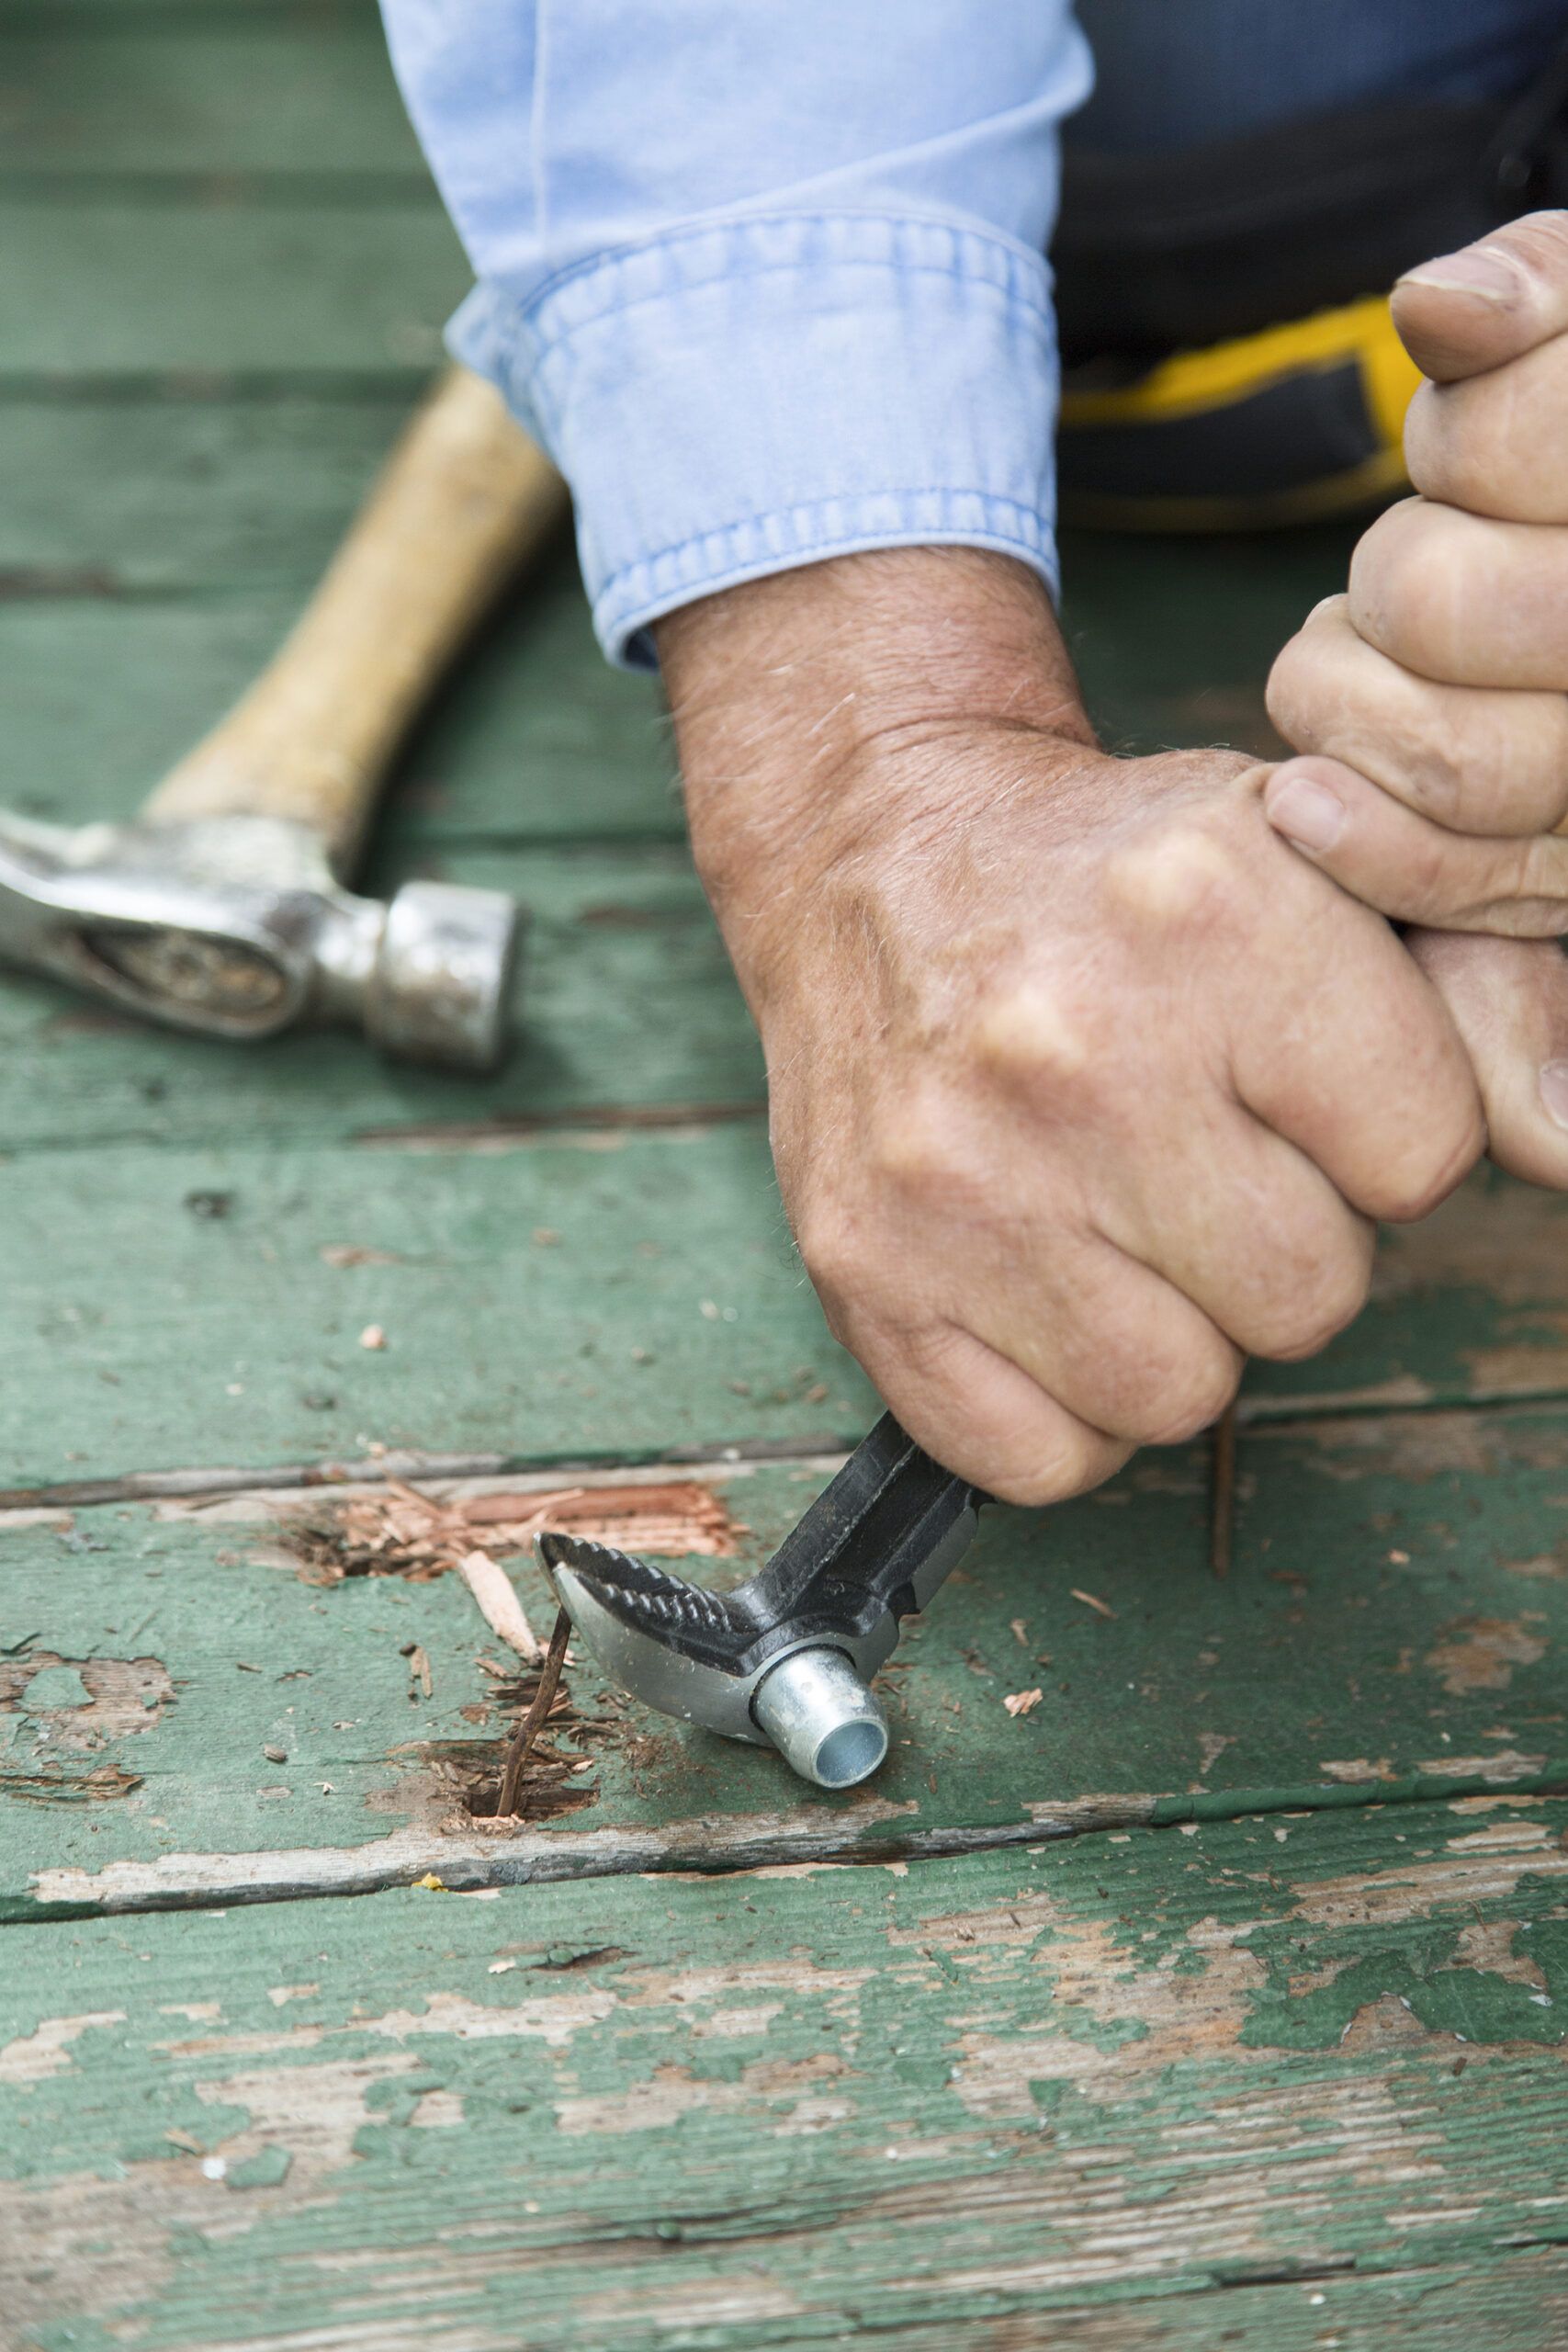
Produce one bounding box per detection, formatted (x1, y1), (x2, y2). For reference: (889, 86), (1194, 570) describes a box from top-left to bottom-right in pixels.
(750, 1646), (889, 1788)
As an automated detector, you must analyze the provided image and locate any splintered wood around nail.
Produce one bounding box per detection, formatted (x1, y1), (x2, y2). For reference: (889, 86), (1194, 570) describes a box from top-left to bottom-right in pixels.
(281, 1477), (740, 1589)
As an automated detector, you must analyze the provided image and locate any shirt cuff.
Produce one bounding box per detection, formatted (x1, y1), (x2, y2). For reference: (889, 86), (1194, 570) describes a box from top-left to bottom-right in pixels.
(448, 212), (1061, 670)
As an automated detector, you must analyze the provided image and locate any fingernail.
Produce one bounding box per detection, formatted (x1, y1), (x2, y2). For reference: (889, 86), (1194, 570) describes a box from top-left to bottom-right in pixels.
(1265, 771), (1347, 854)
(1541, 1061), (1568, 1130)
(1399, 247), (1518, 304)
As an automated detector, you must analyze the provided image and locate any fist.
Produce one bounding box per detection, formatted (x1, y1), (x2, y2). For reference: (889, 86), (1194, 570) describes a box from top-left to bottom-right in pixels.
(1264, 211), (1568, 1188)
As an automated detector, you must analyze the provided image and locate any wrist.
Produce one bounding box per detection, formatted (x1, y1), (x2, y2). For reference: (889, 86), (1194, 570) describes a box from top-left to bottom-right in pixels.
(657, 548), (1096, 992)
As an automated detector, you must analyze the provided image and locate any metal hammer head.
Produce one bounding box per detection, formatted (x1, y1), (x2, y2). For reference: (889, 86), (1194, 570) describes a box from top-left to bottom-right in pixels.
(0, 810), (519, 1070)
(540, 1416), (983, 1788)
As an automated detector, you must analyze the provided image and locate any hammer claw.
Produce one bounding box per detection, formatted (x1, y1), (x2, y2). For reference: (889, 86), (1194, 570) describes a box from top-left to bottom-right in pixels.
(541, 1417), (987, 1782)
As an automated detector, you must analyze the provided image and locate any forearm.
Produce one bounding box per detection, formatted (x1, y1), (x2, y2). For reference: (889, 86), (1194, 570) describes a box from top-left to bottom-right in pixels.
(659, 548), (1096, 1003)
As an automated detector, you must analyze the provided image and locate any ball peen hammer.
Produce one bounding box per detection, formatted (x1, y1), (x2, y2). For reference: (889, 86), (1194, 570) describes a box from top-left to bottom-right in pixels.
(0, 368), (569, 1070)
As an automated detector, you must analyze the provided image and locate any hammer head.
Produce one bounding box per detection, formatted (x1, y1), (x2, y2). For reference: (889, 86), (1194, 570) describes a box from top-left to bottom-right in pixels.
(0, 810), (519, 1071)
(540, 1416), (983, 1787)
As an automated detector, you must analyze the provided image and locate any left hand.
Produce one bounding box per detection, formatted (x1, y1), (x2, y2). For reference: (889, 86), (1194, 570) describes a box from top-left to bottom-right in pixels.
(1261, 209), (1568, 1186)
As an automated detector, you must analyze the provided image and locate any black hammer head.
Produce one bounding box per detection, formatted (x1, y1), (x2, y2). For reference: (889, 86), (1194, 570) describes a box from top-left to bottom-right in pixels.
(540, 1417), (984, 1787)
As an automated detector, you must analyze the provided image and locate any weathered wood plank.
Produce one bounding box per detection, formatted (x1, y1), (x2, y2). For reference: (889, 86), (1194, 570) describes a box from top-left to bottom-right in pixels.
(0, 22), (423, 180)
(0, 394), (418, 590)
(2, 1114), (1565, 1495)
(0, 199), (468, 379)
(0, 1123), (874, 1493)
(5, 1797), (1568, 2348)
(6, 1402), (1567, 1915)
(0, 568), (674, 845)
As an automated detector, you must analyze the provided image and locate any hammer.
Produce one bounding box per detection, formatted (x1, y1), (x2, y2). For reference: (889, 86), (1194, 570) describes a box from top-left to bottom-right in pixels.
(0, 368), (568, 1070)
(542, 1416), (986, 1789)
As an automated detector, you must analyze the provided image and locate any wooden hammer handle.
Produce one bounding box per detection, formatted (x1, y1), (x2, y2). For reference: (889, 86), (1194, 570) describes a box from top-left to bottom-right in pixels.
(143, 368), (569, 874)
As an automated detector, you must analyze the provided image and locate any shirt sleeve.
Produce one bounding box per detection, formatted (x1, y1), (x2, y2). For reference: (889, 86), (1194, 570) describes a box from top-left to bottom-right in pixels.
(378, 2), (1093, 667)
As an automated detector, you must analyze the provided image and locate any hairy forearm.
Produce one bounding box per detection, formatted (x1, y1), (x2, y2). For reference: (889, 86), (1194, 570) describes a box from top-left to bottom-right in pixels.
(657, 548), (1096, 987)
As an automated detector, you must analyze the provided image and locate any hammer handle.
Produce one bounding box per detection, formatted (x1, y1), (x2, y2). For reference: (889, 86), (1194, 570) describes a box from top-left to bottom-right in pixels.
(143, 368), (569, 874)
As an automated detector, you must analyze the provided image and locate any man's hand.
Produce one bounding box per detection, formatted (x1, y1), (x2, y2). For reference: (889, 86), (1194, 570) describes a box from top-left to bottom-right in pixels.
(660, 550), (1483, 1503)
(1264, 211), (1568, 1187)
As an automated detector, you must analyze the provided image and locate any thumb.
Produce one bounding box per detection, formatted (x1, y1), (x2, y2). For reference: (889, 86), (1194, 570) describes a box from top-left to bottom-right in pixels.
(1392, 209), (1568, 383)
(1408, 930), (1568, 1190)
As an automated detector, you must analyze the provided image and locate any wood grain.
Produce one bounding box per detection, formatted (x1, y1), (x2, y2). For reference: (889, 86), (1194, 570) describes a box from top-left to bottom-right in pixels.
(6, 1405), (1568, 1917)
(6, 1800), (1568, 2347)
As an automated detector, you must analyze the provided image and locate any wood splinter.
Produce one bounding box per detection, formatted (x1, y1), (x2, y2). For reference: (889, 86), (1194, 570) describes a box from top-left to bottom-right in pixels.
(494, 1608), (572, 1819)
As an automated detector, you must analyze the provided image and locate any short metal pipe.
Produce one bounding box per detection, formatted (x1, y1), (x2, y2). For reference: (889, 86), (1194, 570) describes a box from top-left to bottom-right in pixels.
(750, 1646), (889, 1788)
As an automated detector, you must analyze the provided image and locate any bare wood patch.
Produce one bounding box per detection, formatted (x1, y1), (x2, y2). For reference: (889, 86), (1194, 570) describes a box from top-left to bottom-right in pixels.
(0, 1652), (174, 1746)
(281, 1476), (739, 1587)
(1425, 1615), (1549, 1696)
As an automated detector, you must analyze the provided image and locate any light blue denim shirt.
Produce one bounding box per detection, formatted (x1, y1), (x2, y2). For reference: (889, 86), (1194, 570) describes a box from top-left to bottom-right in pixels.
(378, 1), (1562, 671)
(378, 3), (1093, 667)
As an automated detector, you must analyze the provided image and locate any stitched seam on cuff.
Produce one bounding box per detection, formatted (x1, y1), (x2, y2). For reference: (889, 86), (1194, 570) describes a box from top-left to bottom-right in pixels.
(591, 489), (1055, 613)
(524, 206), (1052, 317)
(502, 212), (1055, 366)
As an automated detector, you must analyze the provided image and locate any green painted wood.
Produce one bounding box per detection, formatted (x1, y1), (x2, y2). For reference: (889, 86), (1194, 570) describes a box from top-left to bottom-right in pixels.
(0, 564), (674, 845)
(0, 1123), (874, 1492)
(6, 1401), (1568, 1910)
(4, 1110), (1567, 1494)
(0, 839), (762, 1152)
(0, 24), (423, 180)
(0, 395), (418, 590)
(5, 1797), (1568, 2347)
(6, 2), (378, 24)
(1061, 519), (1365, 762)
(0, 200), (468, 380)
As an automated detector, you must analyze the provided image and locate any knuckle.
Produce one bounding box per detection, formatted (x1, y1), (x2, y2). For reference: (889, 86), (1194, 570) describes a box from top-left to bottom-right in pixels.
(1399, 823), (1462, 918)
(1514, 834), (1568, 911)
(793, 1206), (861, 1306)
(1264, 632), (1331, 755)
(864, 1083), (973, 1202)
(1497, 209), (1568, 293)
(1348, 500), (1448, 657)
(1371, 1109), (1485, 1224)
(970, 978), (1090, 1089)
(1104, 817), (1245, 929)
(1144, 1350), (1243, 1445)
(1252, 1259), (1371, 1362)
(988, 1427), (1126, 1509)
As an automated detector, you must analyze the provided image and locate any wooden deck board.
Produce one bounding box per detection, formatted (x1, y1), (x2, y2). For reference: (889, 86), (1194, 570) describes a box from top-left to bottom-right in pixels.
(0, 393), (422, 590)
(8, 9), (1568, 2346)
(0, 572), (676, 846)
(5, 1798), (1568, 2348)
(5, 1403), (1567, 1917)
(2, 1119), (1567, 1496)
(0, 17), (424, 181)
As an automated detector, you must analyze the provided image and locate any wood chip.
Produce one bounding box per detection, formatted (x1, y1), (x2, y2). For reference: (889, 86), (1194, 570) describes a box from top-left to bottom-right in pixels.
(404, 1643), (433, 1698)
(1010, 1617), (1028, 1646)
(294, 1477), (739, 1589)
(1070, 1588), (1117, 1620)
(1003, 1688), (1043, 1718)
(456, 1551), (543, 1663)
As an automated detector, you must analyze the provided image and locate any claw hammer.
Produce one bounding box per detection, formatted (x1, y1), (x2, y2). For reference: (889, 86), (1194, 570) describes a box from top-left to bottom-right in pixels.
(0, 368), (568, 1069)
